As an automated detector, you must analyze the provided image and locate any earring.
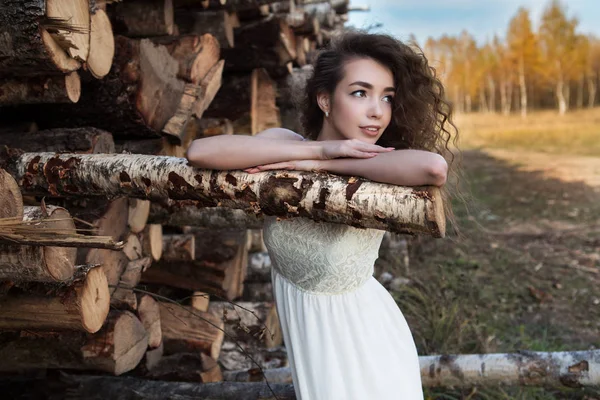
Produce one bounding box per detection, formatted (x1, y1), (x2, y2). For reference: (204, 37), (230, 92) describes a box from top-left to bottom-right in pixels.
(325, 111), (329, 118)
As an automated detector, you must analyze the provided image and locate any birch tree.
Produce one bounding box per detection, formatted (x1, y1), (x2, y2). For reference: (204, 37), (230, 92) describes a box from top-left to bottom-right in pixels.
(538, 0), (578, 115)
(507, 7), (539, 118)
(586, 35), (600, 108)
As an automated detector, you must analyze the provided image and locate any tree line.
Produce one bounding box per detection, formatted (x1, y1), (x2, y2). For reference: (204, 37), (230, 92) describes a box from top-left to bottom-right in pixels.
(422, 0), (600, 116)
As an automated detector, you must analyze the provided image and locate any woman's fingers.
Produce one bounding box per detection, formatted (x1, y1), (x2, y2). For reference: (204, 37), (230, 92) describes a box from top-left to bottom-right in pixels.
(350, 150), (379, 158)
(347, 140), (394, 155)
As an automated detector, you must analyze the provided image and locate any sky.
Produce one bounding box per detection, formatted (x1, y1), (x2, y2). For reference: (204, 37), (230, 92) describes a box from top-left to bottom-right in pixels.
(347, 0), (600, 46)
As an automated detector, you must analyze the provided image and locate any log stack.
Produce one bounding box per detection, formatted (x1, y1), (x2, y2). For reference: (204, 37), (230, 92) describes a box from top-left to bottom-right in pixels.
(0, 0), (359, 393)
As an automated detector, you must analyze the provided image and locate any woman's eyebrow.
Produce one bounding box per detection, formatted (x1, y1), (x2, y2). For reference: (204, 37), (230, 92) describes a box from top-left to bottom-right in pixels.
(349, 81), (395, 92)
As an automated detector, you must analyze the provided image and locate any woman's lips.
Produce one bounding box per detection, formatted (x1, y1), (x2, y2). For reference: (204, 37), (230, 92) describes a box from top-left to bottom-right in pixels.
(360, 126), (380, 136)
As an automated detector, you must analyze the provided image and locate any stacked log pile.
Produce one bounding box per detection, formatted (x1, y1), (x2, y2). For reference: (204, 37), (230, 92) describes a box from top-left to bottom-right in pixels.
(0, 0), (353, 393)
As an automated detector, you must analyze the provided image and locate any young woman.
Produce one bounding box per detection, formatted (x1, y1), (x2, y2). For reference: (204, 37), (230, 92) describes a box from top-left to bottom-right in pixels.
(187, 30), (458, 400)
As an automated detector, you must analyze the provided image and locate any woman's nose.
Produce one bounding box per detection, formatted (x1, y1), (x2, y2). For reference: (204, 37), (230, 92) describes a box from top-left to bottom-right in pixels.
(369, 99), (383, 119)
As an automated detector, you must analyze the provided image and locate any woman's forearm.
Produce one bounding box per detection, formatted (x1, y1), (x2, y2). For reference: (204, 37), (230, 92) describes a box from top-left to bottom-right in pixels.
(319, 149), (448, 187)
(186, 135), (321, 170)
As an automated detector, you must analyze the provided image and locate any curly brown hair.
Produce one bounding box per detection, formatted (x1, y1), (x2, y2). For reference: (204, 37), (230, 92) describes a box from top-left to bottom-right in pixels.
(298, 30), (463, 235)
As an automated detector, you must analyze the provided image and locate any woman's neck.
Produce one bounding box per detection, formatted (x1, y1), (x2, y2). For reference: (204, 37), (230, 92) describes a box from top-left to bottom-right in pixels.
(316, 119), (345, 142)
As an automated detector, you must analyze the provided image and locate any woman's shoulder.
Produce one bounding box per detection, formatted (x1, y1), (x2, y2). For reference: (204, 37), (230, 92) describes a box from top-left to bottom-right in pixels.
(255, 128), (306, 141)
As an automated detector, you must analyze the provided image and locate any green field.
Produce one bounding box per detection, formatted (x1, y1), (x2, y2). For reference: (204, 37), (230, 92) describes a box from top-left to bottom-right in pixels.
(455, 108), (600, 157)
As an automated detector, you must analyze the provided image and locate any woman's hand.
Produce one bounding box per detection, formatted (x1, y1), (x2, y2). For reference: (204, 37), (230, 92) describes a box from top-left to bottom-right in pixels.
(319, 139), (394, 160)
(244, 159), (324, 174)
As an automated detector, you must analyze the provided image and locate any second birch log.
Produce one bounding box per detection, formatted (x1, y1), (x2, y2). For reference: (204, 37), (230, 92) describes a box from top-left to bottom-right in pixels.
(223, 350), (600, 388)
(3, 152), (446, 237)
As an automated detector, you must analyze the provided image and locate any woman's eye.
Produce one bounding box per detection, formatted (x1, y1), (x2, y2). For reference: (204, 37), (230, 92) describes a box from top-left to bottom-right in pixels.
(383, 95), (394, 103)
(351, 90), (366, 97)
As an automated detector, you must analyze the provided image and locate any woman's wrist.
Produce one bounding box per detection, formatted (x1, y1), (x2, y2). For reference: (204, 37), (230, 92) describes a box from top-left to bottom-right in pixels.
(300, 139), (325, 160)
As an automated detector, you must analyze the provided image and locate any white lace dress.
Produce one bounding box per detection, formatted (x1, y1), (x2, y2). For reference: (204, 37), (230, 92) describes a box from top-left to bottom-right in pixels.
(263, 216), (423, 400)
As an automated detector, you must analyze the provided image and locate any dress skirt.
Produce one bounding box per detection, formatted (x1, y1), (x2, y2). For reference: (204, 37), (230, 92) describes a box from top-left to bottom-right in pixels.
(271, 267), (424, 400)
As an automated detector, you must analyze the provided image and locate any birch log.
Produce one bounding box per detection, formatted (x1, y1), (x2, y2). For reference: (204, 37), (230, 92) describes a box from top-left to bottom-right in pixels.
(3, 152), (445, 237)
(420, 350), (600, 387)
(224, 350), (600, 388)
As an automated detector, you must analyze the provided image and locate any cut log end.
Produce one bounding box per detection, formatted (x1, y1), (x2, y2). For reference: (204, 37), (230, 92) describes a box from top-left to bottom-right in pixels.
(426, 186), (446, 238)
(137, 294), (162, 349)
(81, 267), (111, 333)
(41, 29), (81, 73)
(128, 199), (150, 233)
(65, 71), (82, 103)
(143, 224), (163, 261)
(41, 209), (77, 281)
(113, 312), (149, 375)
(123, 233), (143, 261)
(0, 169), (24, 219)
(88, 9), (115, 79)
(164, 0), (175, 35)
(24, 206), (77, 282)
(82, 311), (148, 375)
(46, 0), (91, 62)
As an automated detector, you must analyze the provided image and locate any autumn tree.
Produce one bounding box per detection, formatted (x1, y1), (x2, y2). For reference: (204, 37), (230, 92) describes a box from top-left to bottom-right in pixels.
(538, 0), (579, 114)
(507, 7), (540, 118)
(586, 35), (600, 108)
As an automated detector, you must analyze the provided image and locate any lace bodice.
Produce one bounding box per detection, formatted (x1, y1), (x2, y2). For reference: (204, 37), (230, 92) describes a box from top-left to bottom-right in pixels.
(263, 216), (385, 294)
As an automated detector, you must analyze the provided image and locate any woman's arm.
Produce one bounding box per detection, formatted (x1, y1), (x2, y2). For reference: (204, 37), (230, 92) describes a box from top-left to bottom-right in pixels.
(186, 128), (394, 170)
(319, 150), (448, 186)
(247, 149), (448, 187)
(185, 128), (321, 170)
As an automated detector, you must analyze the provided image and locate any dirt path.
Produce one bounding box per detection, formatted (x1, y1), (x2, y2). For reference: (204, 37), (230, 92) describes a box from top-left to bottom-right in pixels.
(386, 149), (600, 387)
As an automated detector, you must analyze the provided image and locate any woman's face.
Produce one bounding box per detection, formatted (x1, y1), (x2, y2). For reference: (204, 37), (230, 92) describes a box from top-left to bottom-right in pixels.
(319, 57), (395, 144)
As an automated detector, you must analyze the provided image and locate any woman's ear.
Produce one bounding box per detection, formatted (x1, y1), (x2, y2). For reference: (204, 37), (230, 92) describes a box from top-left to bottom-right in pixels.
(316, 92), (330, 114)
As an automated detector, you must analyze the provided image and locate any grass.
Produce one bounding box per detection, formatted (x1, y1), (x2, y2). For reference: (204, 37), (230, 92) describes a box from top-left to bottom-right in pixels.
(454, 108), (600, 157)
(378, 108), (600, 399)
